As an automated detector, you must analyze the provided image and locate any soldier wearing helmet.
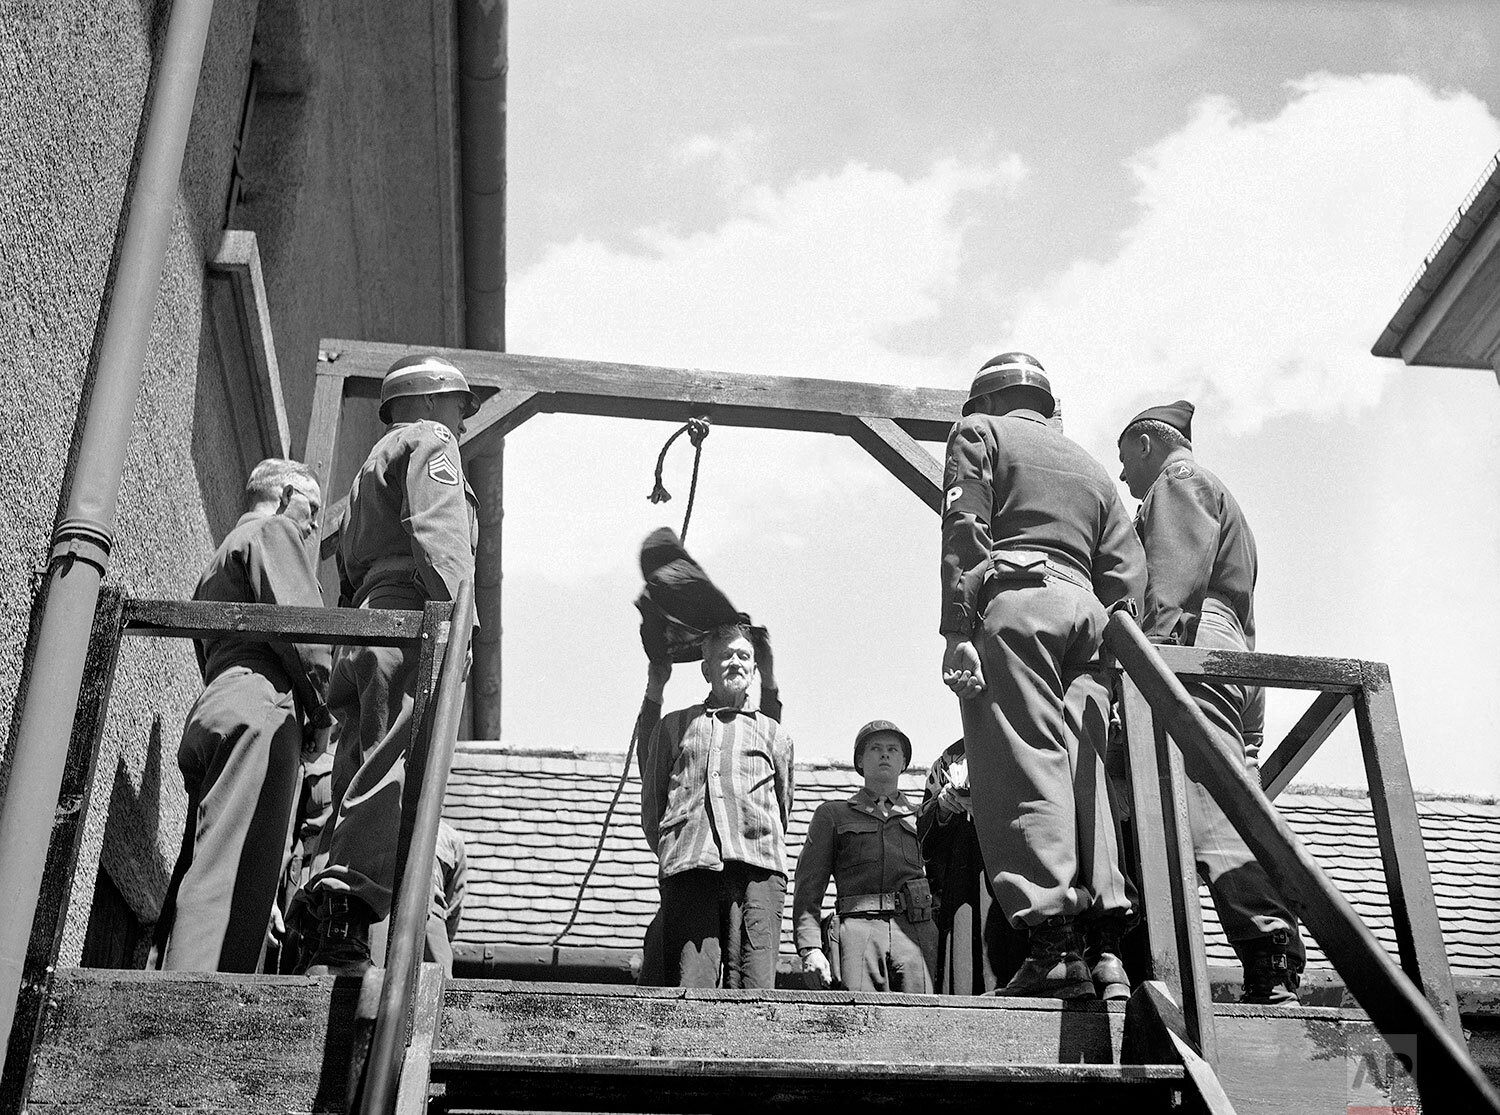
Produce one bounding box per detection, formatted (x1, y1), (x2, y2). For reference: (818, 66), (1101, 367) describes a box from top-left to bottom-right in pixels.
(791, 720), (938, 993)
(297, 353), (480, 975)
(939, 352), (1145, 1000)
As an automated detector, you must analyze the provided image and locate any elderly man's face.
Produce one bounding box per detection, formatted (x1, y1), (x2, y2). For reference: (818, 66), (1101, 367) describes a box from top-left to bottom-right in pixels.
(703, 633), (756, 707)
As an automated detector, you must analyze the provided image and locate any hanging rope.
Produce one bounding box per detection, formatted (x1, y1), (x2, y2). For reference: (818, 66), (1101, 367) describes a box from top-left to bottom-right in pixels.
(648, 416), (711, 543)
(550, 419), (715, 949)
(548, 721), (640, 949)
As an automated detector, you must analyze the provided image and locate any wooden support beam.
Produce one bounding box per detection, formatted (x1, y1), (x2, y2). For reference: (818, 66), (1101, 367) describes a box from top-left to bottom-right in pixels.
(122, 599), (432, 646)
(304, 366), (347, 496)
(1155, 646), (1363, 692)
(460, 387), (541, 455)
(847, 416), (945, 511)
(1354, 662), (1464, 1042)
(1260, 691), (1353, 800)
(317, 338), (966, 442)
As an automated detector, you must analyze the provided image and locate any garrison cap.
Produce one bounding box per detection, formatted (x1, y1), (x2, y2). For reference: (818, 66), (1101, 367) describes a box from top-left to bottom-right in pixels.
(379, 354), (480, 424)
(1123, 399), (1194, 443)
(962, 352), (1055, 417)
(853, 719), (913, 773)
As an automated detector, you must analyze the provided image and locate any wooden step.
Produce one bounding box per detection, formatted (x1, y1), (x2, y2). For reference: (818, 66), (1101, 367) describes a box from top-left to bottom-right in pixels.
(430, 1053), (1186, 1112)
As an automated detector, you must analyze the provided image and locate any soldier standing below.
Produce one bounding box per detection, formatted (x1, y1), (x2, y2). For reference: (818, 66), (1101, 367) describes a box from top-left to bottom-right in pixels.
(793, 721), (937, 993)
(1116, 400), (1305, 1003)
(940, 352), (1145, 999)
(641, 624), (795, 989)
(299, 354), (479, 975)
(156, 458), (331, 973)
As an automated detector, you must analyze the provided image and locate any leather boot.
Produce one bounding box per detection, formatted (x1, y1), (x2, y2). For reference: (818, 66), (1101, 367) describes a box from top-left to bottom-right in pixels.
(1236, 928), (1303, 1005)
(995, 915), (1094, 999)
(304, 894), (374, 977)
(1082, 914), (1132, 1001)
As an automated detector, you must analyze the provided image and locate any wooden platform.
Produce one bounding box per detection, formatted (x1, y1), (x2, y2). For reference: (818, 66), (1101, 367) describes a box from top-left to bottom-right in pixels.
(21, 971), (1421, 1113)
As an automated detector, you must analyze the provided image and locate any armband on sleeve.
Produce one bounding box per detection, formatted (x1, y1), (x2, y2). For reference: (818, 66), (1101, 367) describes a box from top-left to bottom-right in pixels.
(942, 479), (993, 521)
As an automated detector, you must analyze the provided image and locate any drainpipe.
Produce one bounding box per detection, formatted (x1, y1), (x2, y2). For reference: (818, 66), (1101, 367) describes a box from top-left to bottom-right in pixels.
(457, 0), (506, 739)
(0, 0), (214, 1048)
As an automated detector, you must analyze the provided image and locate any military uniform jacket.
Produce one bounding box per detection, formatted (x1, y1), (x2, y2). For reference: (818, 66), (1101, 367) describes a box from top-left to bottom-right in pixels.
(1134, 454), (1256, 646)
(338, 420), (479, 607)
(792, 788), (925, 952)
(940, 410), (1146, 634)
(193, 511), (332, 728)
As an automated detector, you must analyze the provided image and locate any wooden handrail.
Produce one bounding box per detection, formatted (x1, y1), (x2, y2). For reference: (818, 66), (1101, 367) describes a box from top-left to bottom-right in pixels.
(1104, 611), (1500, 1114)
(357, 582), (475, 1115)
(123, 598), (428, 646)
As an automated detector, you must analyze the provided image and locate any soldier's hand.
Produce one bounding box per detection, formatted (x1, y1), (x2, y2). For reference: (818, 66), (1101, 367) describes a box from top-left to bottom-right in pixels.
(304, 723), (334, 760)
(267, 902), (286, 946)
(646, 658), (672, 702)
(942, 638), (986, 698)
(801, 948), (832, 988)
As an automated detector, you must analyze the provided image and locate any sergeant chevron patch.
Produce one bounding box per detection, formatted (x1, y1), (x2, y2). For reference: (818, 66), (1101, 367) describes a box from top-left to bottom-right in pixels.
(428, 453), (460, 486)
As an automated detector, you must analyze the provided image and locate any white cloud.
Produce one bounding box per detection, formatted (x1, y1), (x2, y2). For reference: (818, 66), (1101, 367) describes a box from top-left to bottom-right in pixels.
(1003, 73), (1500, 444)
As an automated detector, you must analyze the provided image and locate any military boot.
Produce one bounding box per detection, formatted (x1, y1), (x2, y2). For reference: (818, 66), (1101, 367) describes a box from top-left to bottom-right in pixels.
(1082, 914), (1132, 1001)
(995, 915), (1094, 999)
(303, 894), (374, 977)
(1236, 928), (1303, 1005)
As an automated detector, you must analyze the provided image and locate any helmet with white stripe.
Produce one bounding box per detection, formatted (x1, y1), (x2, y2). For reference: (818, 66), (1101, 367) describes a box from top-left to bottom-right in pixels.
(378, 354), (480, 423)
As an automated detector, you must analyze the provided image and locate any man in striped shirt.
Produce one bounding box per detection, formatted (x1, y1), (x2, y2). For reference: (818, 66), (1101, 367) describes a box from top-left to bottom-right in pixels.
(641, 624), (795, 988)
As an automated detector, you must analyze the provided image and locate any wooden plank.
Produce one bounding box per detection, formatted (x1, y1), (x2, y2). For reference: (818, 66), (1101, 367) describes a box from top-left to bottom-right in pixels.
(458, 388), (539, 455)
(1154, 645), (1364, 692)
(395, 963), (446, 1115)
(0, 591), (125, 1114)
(1355, 661), (1464, 1042)
(1162, 738), (1219, 1066)
(25, 970), (359, 1112)
(304, 366), (347, 494)
(318, 338), (967, 441)
(122, 599), (430, 646)
(847, 415), (945, 510)
(207, 230), (291, 458)
(439, 981), (1126, 1067)
(1122, 983), (1236, 1115)
(1104, 612), (1500, 1113)
(1119, 679), (1191, 1019)
(1260, 691), (1353, 800)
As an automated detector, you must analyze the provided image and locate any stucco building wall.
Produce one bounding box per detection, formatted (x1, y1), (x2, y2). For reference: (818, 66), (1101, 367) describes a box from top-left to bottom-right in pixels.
(1, 0), (464, 963)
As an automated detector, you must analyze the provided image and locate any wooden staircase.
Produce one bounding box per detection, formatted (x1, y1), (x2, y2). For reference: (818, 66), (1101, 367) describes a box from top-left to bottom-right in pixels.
(21, 969), (1424, 1114)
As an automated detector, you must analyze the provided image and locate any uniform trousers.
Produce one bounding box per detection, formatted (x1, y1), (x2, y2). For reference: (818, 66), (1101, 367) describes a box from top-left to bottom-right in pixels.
(961, 579), (1134, 927)
(305, 589), (424, 921)
(1182, 606), (1304, 957)
(161, 665), (303, 972)
(838, 914), (938, 993)
(659, 863), (785, 988)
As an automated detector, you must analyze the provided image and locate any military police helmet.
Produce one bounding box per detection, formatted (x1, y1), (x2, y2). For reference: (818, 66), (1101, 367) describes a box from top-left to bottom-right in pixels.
(853, 720), (913, 774)
(962, 351), (1055, 417)
(378, 354), (481, 424)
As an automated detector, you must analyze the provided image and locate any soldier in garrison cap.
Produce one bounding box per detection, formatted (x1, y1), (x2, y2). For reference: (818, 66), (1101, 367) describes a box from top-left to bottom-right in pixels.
(297, 354), (480, 975)
(1117, 400), (1306, 1003)
(152, 459), (331, 973)
(940, 352), (1146, 1000)
(792, 721), (937, 993)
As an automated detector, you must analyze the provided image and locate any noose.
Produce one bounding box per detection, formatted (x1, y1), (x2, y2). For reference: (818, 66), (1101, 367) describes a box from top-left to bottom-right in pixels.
(549, 416), (713, 949)
(648, 416), (711, 543)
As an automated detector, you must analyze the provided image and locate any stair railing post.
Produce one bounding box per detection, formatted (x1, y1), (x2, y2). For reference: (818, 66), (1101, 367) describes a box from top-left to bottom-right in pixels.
(1353, 662), (1463, 1041)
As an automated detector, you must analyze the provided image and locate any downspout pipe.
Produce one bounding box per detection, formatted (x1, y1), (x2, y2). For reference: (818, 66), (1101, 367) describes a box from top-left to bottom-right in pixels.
(457, 0), (507, 739)
(0, 0), (215, 1049)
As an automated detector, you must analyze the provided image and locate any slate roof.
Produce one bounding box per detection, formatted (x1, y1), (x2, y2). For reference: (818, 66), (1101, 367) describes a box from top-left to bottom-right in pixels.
(443, 743), (1500, 976)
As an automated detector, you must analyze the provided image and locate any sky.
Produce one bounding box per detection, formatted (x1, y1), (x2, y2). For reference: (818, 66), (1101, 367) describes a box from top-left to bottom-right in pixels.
(493, 1), (1500, 798)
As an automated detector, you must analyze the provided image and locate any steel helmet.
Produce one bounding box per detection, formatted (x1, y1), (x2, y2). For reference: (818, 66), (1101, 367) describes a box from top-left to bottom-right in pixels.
(853, 720), (913, 774)
(962, 352), (1055, 417)
(378, 354), (480, 424)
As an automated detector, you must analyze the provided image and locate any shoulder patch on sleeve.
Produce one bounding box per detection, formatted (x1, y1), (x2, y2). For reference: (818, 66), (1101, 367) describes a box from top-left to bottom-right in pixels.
(430, 423), (452, 443)
(428, 452), (460, 486)
(1170, 461), (1196, 480)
